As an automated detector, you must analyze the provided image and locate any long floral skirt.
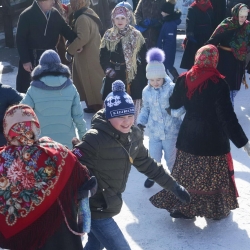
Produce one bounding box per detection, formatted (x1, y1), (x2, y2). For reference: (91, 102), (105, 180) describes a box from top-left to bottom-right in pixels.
(150, 150), (239, 219)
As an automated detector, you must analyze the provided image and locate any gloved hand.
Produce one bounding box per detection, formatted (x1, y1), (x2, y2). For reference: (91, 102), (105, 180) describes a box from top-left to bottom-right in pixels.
(105, 68), (116, 78)
(78, 176), (98, 199)
(139, 18), (151, 28)
(137, 124), (146, 133)
(243, 141), (250, 156)
(169, 182), (191, 204)
(65, 51), (73, 62)
(165, 107), (171, 116)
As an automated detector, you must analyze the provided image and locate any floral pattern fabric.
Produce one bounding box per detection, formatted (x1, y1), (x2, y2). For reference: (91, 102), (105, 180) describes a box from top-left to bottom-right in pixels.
(210, 3), (250, 61)
(150, 150), (239, 220)
(0, 136), (78, 239)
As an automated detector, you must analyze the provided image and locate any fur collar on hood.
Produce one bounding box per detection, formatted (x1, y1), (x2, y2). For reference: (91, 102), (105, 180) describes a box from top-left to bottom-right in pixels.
(31, 63), (71, 81)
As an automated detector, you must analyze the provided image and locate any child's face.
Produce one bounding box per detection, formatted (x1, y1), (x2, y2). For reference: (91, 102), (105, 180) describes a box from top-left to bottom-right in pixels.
(149, 78), (164, 89)
(161, 12), (169, 17)
(108, 115), (134, 133)
(114, 15), (127, 30)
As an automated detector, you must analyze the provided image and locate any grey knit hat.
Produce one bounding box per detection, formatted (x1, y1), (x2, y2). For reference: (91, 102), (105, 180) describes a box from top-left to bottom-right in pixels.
(31, 50), (71, 80)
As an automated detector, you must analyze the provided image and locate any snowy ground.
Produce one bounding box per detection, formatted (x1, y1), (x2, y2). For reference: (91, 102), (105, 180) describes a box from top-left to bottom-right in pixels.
(1, 49), (250, 249)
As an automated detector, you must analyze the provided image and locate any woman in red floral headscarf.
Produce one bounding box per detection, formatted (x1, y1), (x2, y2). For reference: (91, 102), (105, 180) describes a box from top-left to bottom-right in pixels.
(150, 45), (250, 220)
(0, 104), (94, 250)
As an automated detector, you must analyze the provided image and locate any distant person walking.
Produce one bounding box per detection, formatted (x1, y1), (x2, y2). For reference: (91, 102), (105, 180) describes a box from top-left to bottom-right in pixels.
(180, 0), (214, 70)
(16, 0), (76, 93)
(135, 0), (166, 49)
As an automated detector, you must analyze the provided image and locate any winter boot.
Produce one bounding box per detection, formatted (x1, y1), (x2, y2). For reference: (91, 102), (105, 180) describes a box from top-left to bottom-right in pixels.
(144, 178), (155, 188)
(168, 67), (179, 83)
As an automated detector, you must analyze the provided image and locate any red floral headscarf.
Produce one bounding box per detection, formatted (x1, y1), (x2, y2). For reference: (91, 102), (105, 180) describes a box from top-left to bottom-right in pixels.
(183, 45), (225, 99)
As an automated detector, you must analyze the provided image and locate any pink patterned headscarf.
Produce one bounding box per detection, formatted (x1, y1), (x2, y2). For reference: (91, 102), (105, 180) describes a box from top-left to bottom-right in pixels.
(3, 104), (40, 146)
(111, 6), (130, 20)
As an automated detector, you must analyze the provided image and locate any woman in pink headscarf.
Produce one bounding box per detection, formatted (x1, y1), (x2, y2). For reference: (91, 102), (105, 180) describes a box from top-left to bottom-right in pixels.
(150, 45), (250, 220)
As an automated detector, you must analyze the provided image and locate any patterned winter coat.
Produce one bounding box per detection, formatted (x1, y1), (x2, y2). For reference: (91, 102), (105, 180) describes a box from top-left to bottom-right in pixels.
(137, 77), (185, 140)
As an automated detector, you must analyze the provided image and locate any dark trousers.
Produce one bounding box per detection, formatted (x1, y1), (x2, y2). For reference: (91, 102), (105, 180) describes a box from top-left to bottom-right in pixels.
(16, 60), (32, 93)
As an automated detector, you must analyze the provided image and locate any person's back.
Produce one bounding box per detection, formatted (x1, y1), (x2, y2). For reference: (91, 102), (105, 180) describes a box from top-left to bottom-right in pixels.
(157, 0), (182, 82)
(21, 50), (86, 148)
(170, 47), (247, 156)
(0, 83), (23, 146)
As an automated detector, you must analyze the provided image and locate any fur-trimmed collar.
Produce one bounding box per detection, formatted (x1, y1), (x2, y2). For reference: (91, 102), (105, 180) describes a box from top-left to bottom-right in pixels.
(31, 63), (71, 80)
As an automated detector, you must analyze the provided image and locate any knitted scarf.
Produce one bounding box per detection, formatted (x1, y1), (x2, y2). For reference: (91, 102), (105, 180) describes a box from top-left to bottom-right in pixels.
(182, 45), (225, 99)
(101, 25), (145, 83)
(101, 6), (145, 83)
(210, 3), (250, 61)
(0, 104), (90, 250)
(190, 0), (213, 12)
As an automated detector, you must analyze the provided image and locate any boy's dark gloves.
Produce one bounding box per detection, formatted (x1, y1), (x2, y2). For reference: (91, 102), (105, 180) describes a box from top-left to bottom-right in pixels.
(169, 182), (191, 204)
(137, 124), (146, 133)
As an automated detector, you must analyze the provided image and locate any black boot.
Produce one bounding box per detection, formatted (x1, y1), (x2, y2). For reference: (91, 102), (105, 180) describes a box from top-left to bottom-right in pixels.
(144, 178), (155, 188)
(168, 67), (179, 83)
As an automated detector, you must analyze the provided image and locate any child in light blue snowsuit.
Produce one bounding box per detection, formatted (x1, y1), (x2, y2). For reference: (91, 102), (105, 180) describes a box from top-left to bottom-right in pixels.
(137, 48), (185, 188)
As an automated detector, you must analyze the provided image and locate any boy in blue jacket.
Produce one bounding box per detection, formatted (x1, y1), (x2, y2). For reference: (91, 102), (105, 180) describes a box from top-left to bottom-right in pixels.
(157, 0), (181, 82)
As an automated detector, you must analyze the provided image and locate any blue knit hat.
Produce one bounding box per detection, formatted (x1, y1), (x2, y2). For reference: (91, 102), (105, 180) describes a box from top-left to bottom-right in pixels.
(105, 80), (135, 119)
(31, 49), (71, 80)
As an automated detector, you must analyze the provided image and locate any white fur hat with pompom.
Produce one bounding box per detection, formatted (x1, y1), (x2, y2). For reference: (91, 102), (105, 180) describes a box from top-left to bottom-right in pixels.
(146, 48), (167, 79)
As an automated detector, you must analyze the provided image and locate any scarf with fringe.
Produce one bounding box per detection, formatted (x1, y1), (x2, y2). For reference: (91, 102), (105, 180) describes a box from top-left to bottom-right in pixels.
(0, 104), (90, 250)
(101, 25), (145, 83)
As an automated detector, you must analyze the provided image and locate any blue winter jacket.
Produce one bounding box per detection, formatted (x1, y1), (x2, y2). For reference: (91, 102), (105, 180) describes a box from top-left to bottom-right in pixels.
(0, 84), (23, 146)
(137, 77), (185, 140)
(21, 75), (86, 149)
(157, 12), (181, 70)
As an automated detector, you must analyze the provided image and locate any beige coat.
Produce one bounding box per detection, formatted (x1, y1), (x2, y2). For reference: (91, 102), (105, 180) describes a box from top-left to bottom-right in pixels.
(67, 8), (104, 106)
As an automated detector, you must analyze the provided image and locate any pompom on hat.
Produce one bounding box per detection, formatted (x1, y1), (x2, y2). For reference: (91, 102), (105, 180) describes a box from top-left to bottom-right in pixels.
(105, 80), (135, 119)
(146, 48), (167, 79)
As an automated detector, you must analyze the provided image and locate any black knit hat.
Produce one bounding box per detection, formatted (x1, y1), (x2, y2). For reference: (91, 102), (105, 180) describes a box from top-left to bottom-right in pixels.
(161, 0), (176, 14)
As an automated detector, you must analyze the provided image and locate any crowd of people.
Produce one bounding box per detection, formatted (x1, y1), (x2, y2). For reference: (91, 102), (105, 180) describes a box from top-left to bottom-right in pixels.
(1, 0), (250, 249)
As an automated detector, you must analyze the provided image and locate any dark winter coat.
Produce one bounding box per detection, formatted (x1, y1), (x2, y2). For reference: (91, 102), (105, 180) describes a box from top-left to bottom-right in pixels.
(206, 29), (246, 91)
(90, 0), (111, 36)
(157, 11), (181, 70)
(15, 1), (76, 93)
(180, 5), (214, 70)
(169, 76), (248, 156)
(100, 41), (147, 100)
(210, 0), (227, 27)
(135, 0), (166, 49)
(75, 109), (176, 219)
(0, 84), (23, 146)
